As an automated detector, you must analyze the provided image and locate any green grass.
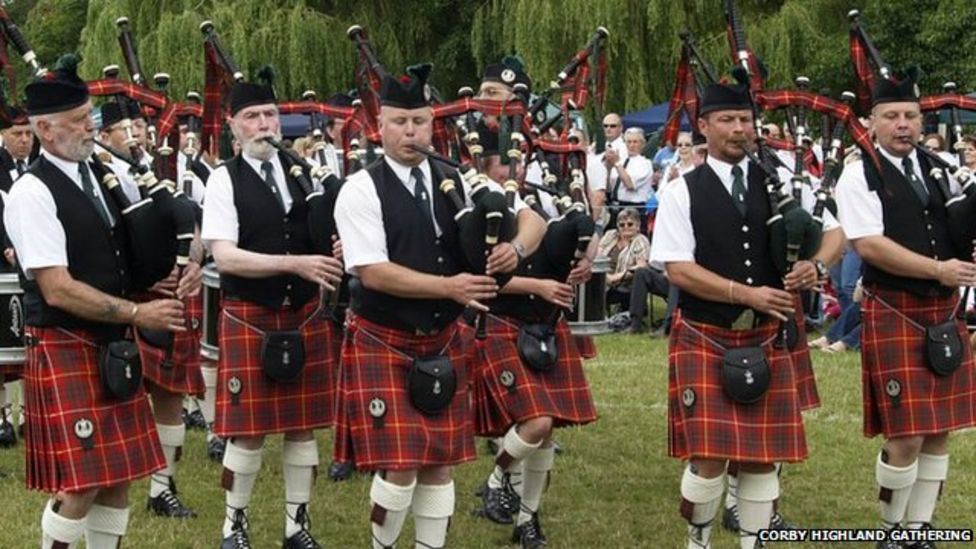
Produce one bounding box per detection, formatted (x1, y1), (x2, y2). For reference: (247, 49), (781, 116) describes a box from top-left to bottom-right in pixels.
(0, 334), (974, 548)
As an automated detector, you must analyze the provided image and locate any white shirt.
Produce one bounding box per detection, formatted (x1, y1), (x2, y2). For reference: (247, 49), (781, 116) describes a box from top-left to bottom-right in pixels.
(608, 154), (654, 204)
(4, 149), (116, 279)
(176, 151), (209, 205)
(650, 156), (839, 265)
(334, 156), (527, 276)
(201, 153), (292, 245)
(524, 153), (608, 198)
(96, 145), (143, 204)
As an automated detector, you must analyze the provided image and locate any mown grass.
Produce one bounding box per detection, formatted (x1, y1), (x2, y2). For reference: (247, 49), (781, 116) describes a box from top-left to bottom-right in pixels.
(0, 333), (973, 548)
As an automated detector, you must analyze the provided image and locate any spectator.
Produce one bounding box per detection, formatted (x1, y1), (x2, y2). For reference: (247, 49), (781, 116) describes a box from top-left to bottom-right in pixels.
(962, 135), (976, 170)
(665, 132), (697, 183)
(810, 246), (862, 352)
(598, 207), (651, 313)
(607, 128), (655, 231)
(600, 113), (627, 158)
(923, 132), (959, 166)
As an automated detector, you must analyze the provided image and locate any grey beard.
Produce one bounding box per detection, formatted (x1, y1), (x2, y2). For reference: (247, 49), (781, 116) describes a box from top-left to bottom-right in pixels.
(64, 139), (95, 162)
(241, 133), (280, 161)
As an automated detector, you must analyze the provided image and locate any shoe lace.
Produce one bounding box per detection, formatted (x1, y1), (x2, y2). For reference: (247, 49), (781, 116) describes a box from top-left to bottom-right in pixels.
(228, 509), (250, 549)
(497, 475), (519, 512)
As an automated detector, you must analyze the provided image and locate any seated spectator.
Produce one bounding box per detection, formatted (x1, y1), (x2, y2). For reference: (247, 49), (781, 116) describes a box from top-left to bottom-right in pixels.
(626, 262), (673, 335)
(598, 207), (651, 314)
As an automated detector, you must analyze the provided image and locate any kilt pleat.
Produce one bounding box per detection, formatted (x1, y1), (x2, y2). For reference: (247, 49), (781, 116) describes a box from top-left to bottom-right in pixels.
(332, 314), (475, 471)
(470, 315), (597, 437)
(213, 299), (339, 437)
(24, 327), (164, 493)
(136, 291), (205, 396)
(791, 293), (820, 411)
(667, 310), (808, 464)
(861, 286), (976, 438)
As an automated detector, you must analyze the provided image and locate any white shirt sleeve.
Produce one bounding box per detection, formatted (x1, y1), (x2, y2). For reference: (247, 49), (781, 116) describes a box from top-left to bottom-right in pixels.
(586, 154), (607, 193)
(3, 174), (68, 277)
(797, 182), (840, 231)
(836, 160), (884, 239)
(200, 165), (239, 244)
(649, 176), (695, 263)
(334, 171), (388, 275)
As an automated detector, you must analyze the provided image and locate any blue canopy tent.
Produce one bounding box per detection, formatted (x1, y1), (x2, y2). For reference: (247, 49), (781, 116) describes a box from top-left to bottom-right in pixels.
(281, 113), (315, 138)
(621, 101), (691, 134)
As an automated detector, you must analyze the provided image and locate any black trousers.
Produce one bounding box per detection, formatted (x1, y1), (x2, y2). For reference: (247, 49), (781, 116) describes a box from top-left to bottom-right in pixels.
(628, 266), (673, 328)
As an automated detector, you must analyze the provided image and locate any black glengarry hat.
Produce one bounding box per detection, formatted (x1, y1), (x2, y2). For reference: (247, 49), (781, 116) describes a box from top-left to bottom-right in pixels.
(872, 67), (922, 105)
(26, 54), (90, 116)
(482, 55), (531, 91)
(229, 66), (277, 116)
(379, 63), (432, 109)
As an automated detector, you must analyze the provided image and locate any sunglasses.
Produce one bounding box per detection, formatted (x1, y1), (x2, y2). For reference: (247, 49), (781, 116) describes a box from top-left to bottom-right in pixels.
(676, 143), (692, 148)
(603, 124), (620, 128)
(618, 221), (636, 228)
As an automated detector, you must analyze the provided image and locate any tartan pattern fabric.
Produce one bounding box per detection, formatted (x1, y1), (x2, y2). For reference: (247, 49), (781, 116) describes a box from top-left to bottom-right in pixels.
(861, 286), (976, 438)
(791, 293), (820, 411)
(86, 79), (168, 109)
(155, 102), (203, 148)
(136, 292), (205, 397)
(202, 41), (233, 157)
(667, 311), (808, 464)
(470, 315), (597, 437)
(213, 299), (339, 437)
(23, 327), (164, 493)
(756, 89), (880, 171)
(332, 314), (475, 472)
(920, 93), (976, 113)
(572, 334), (597, 360)
(849, 27), (878, 116)
(662, 48), (696, 146)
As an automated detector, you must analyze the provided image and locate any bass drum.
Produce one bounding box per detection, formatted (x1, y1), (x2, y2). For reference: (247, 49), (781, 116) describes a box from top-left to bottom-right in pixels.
(201, 263), (221, 362)
(568, 256), (610, 335)
(0, 272), (25, 367)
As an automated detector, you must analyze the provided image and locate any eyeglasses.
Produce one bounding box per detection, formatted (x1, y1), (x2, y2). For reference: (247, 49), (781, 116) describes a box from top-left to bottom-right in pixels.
(603, 124), (620, 128)
(676, 143), (692, 148)
(618, 221), (636, 228)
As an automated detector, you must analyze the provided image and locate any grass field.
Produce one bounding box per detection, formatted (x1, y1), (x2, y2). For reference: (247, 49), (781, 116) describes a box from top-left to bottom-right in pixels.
(0, 333), (974, 548)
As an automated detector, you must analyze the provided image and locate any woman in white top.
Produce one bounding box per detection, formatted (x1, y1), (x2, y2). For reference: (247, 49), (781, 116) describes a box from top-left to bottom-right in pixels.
(665, 132), (696, 182)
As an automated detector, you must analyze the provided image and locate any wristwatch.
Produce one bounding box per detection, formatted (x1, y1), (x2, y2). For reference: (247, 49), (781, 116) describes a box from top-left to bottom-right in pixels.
(512, 242), (527, 262)
(813, 259), (829, 281)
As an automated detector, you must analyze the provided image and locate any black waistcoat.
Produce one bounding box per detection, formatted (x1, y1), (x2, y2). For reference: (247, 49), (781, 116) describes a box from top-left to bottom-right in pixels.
(21, 156), (130, 340)
(219, 153), (317, 309)
(862, 152), (958, 297)
(349, 158), (465, 333)
(678, 162), (782, 327)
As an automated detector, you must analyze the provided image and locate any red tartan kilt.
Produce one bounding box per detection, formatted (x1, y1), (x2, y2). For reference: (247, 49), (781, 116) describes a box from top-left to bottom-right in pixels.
(470, 315), (597, 437)
(791, 293), (820, 411)
(214, 299), (339, 438)
(333, 314), (475, 471)
(0, 364), (23, 377)
(573, 335), (598, 359)
(668, 310), (808, 464)
(135, 292), (205, 396)
(861, 286), (976, 438)
(23, 327), (164, 493)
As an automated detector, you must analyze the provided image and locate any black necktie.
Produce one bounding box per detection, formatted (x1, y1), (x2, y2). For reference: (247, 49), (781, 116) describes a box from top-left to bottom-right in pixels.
(731, 165), (747, 217)
(901, 156), (929, 205)
(79, 162), (113, 227)
(411, 167), (433, 229)
(15, 160), (25, 175)
(261, 161), (286, 212)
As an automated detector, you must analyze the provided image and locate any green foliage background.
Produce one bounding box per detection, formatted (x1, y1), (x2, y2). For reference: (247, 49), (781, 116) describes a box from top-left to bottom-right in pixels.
(8, 0), (976, 113)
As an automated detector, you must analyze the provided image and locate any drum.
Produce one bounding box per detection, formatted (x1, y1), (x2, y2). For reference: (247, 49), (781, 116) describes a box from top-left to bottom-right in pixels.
(568, 256), (610, 335)
(201, 263), (221, 361)
(0, 272), (25, 365)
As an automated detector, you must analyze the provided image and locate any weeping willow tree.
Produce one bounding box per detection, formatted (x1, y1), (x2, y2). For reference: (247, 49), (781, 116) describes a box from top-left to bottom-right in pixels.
(472, 0), (872, 117)
(73, 0), (482, 103)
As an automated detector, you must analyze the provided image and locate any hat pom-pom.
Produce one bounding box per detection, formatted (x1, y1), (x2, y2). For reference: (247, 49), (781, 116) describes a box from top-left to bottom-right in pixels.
(256, 65), (276, 86)
(406, 62), (433, 82)
(501, 55), (525, 73)
(54, 53), (82, 75)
